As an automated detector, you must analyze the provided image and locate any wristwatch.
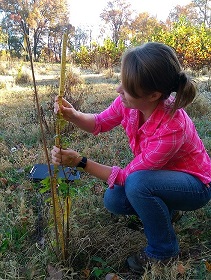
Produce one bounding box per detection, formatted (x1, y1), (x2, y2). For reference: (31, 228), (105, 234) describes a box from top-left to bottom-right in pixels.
(76, 157), (87, 169)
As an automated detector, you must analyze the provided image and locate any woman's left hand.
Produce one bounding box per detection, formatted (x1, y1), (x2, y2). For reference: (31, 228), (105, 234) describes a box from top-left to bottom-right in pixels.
(51, 146), (81, 167)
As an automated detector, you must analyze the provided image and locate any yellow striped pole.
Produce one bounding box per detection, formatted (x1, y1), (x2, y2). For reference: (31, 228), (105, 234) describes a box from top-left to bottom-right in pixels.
(52, 33), (68, 260)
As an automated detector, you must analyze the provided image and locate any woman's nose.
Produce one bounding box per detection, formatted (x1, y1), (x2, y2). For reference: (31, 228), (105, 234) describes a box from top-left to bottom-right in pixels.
(116, 84), (124, 95)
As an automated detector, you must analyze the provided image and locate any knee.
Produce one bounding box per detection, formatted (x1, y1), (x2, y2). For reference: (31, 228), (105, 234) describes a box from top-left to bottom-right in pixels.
(125, 170), (149, 198)
(103, 187), (121, 214)
(103, 185), (135, 215)
(103, 189), (113, 212)
(125, 172), (138, 198)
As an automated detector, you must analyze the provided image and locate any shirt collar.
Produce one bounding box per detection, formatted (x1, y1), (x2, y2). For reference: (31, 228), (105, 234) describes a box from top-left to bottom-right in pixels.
(140, 98), (174, 136)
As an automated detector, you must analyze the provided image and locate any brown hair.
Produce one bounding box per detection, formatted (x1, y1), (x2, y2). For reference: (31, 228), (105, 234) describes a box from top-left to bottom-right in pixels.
(121, 42), (196, 113)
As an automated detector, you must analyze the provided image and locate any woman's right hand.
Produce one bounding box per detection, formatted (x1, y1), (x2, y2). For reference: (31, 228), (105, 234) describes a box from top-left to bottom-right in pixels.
(54, 96), (78, 122)
(54, 96), (96, 133)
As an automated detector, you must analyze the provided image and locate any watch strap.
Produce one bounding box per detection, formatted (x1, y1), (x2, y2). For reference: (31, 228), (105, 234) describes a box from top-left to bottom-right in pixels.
(76, 156), (87, 169)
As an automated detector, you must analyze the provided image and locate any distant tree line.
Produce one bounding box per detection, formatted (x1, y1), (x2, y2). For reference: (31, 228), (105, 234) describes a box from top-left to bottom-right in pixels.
(0, 0), (210, 70)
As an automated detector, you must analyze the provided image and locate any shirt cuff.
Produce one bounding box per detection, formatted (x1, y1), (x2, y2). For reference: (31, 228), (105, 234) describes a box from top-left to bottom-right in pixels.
(92, 114), (101, 135)
(107, 166), (122, 188)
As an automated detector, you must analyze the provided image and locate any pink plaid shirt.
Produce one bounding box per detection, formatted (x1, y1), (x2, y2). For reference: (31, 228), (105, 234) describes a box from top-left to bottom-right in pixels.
(93, 96), (211, 188)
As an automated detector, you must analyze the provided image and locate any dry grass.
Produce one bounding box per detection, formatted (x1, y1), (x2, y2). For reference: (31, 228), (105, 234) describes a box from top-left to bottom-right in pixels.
(0, 61), (211, 279)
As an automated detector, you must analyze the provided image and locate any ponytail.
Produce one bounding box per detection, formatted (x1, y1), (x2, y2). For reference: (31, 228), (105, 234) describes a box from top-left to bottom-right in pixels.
(171, 72), (196, 114)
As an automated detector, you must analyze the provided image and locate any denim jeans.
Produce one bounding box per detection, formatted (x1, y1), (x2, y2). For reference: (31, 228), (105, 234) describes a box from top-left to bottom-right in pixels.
(104, 170), (211, 260)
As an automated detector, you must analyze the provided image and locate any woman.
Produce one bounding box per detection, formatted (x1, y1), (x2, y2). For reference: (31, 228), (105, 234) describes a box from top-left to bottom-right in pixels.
(51, 42), (211, 273)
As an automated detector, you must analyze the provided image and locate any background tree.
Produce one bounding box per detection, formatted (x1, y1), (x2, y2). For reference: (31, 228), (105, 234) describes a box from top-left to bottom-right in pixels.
(162, 16), (211, 70)
(27, 0), (70, 61)
(167, 0), (211, 27)
(100, 0), (132, 46)
(47, 23), (73, 63)
(0, 0), (70, 61)
(70, 27), (89, 51)
(167, 3), (199, 26)
(128, 12), (165, 45)
(192, 0), (211, 27)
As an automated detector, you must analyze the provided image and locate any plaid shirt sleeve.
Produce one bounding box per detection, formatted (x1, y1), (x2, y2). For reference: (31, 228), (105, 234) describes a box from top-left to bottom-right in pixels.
(92, 97), (123, 135)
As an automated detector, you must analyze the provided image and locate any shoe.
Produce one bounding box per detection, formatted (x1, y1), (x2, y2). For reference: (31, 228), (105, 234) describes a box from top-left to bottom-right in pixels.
(126, 251), (149, 274)
(171, 210), (185, 223)
(126, 250), (177, 274)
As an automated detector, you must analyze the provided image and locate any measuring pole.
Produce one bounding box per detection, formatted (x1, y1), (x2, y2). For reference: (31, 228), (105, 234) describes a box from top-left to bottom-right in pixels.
(52, 33), (68, 260)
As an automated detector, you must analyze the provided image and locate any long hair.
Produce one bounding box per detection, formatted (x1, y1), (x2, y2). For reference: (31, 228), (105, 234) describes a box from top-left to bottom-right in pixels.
(121, 42), (196, 113)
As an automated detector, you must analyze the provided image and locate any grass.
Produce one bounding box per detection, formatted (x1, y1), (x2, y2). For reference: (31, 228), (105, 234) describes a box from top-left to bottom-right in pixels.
(0, 60), (211, 279)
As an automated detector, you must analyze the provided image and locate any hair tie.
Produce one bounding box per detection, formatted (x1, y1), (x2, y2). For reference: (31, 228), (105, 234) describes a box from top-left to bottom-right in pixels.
(179, 72), (187, 84)
(172, 75), (180, 92)
(172, 72), (187, 92)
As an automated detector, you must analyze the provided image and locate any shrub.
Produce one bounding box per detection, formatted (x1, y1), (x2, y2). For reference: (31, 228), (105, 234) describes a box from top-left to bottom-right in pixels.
(0, 64), (8, 75)
(64, 67), (83, 91)
(15, 66), (32, 85)
(185, 94), (210, 118)
(0, 81), (6, 89)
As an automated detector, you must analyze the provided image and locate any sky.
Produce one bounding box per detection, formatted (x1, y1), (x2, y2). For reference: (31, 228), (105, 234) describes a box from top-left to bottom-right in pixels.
(67, 0), (192, 28)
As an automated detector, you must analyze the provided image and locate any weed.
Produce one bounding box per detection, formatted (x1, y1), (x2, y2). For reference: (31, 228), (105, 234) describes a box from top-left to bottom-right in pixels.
(91, 256), (113, 278)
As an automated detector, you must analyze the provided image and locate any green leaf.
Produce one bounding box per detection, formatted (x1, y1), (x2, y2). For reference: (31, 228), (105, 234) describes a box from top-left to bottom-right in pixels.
(58, 181), (69, 195)
(92, 268), (104, 277)
(39, 184), (51, 194)
(40, 177), (50, 187)
(40, 177), (51, 193)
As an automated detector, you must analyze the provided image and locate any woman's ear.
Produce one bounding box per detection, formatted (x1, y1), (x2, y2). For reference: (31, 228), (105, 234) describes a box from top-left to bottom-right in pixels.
(150, 91), (162, 102)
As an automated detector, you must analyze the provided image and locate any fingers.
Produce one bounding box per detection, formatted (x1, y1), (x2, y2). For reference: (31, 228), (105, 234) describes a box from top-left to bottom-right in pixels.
(54, 96), (62, 114)
(51, 146), (62, 165)
(51, 146), (80, 167)
(54, 96), (72, 108)
(61, 97), (72, 108)
(54, 101), (60, 114)
(54, 96), (73, 116)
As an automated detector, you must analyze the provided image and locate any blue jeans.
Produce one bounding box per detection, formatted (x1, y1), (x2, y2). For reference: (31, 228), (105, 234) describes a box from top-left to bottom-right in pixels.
(104, 170), (211, 260)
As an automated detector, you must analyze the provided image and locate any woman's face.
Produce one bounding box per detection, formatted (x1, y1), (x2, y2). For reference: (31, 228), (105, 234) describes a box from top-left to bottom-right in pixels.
(116, 84), (151, 110)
